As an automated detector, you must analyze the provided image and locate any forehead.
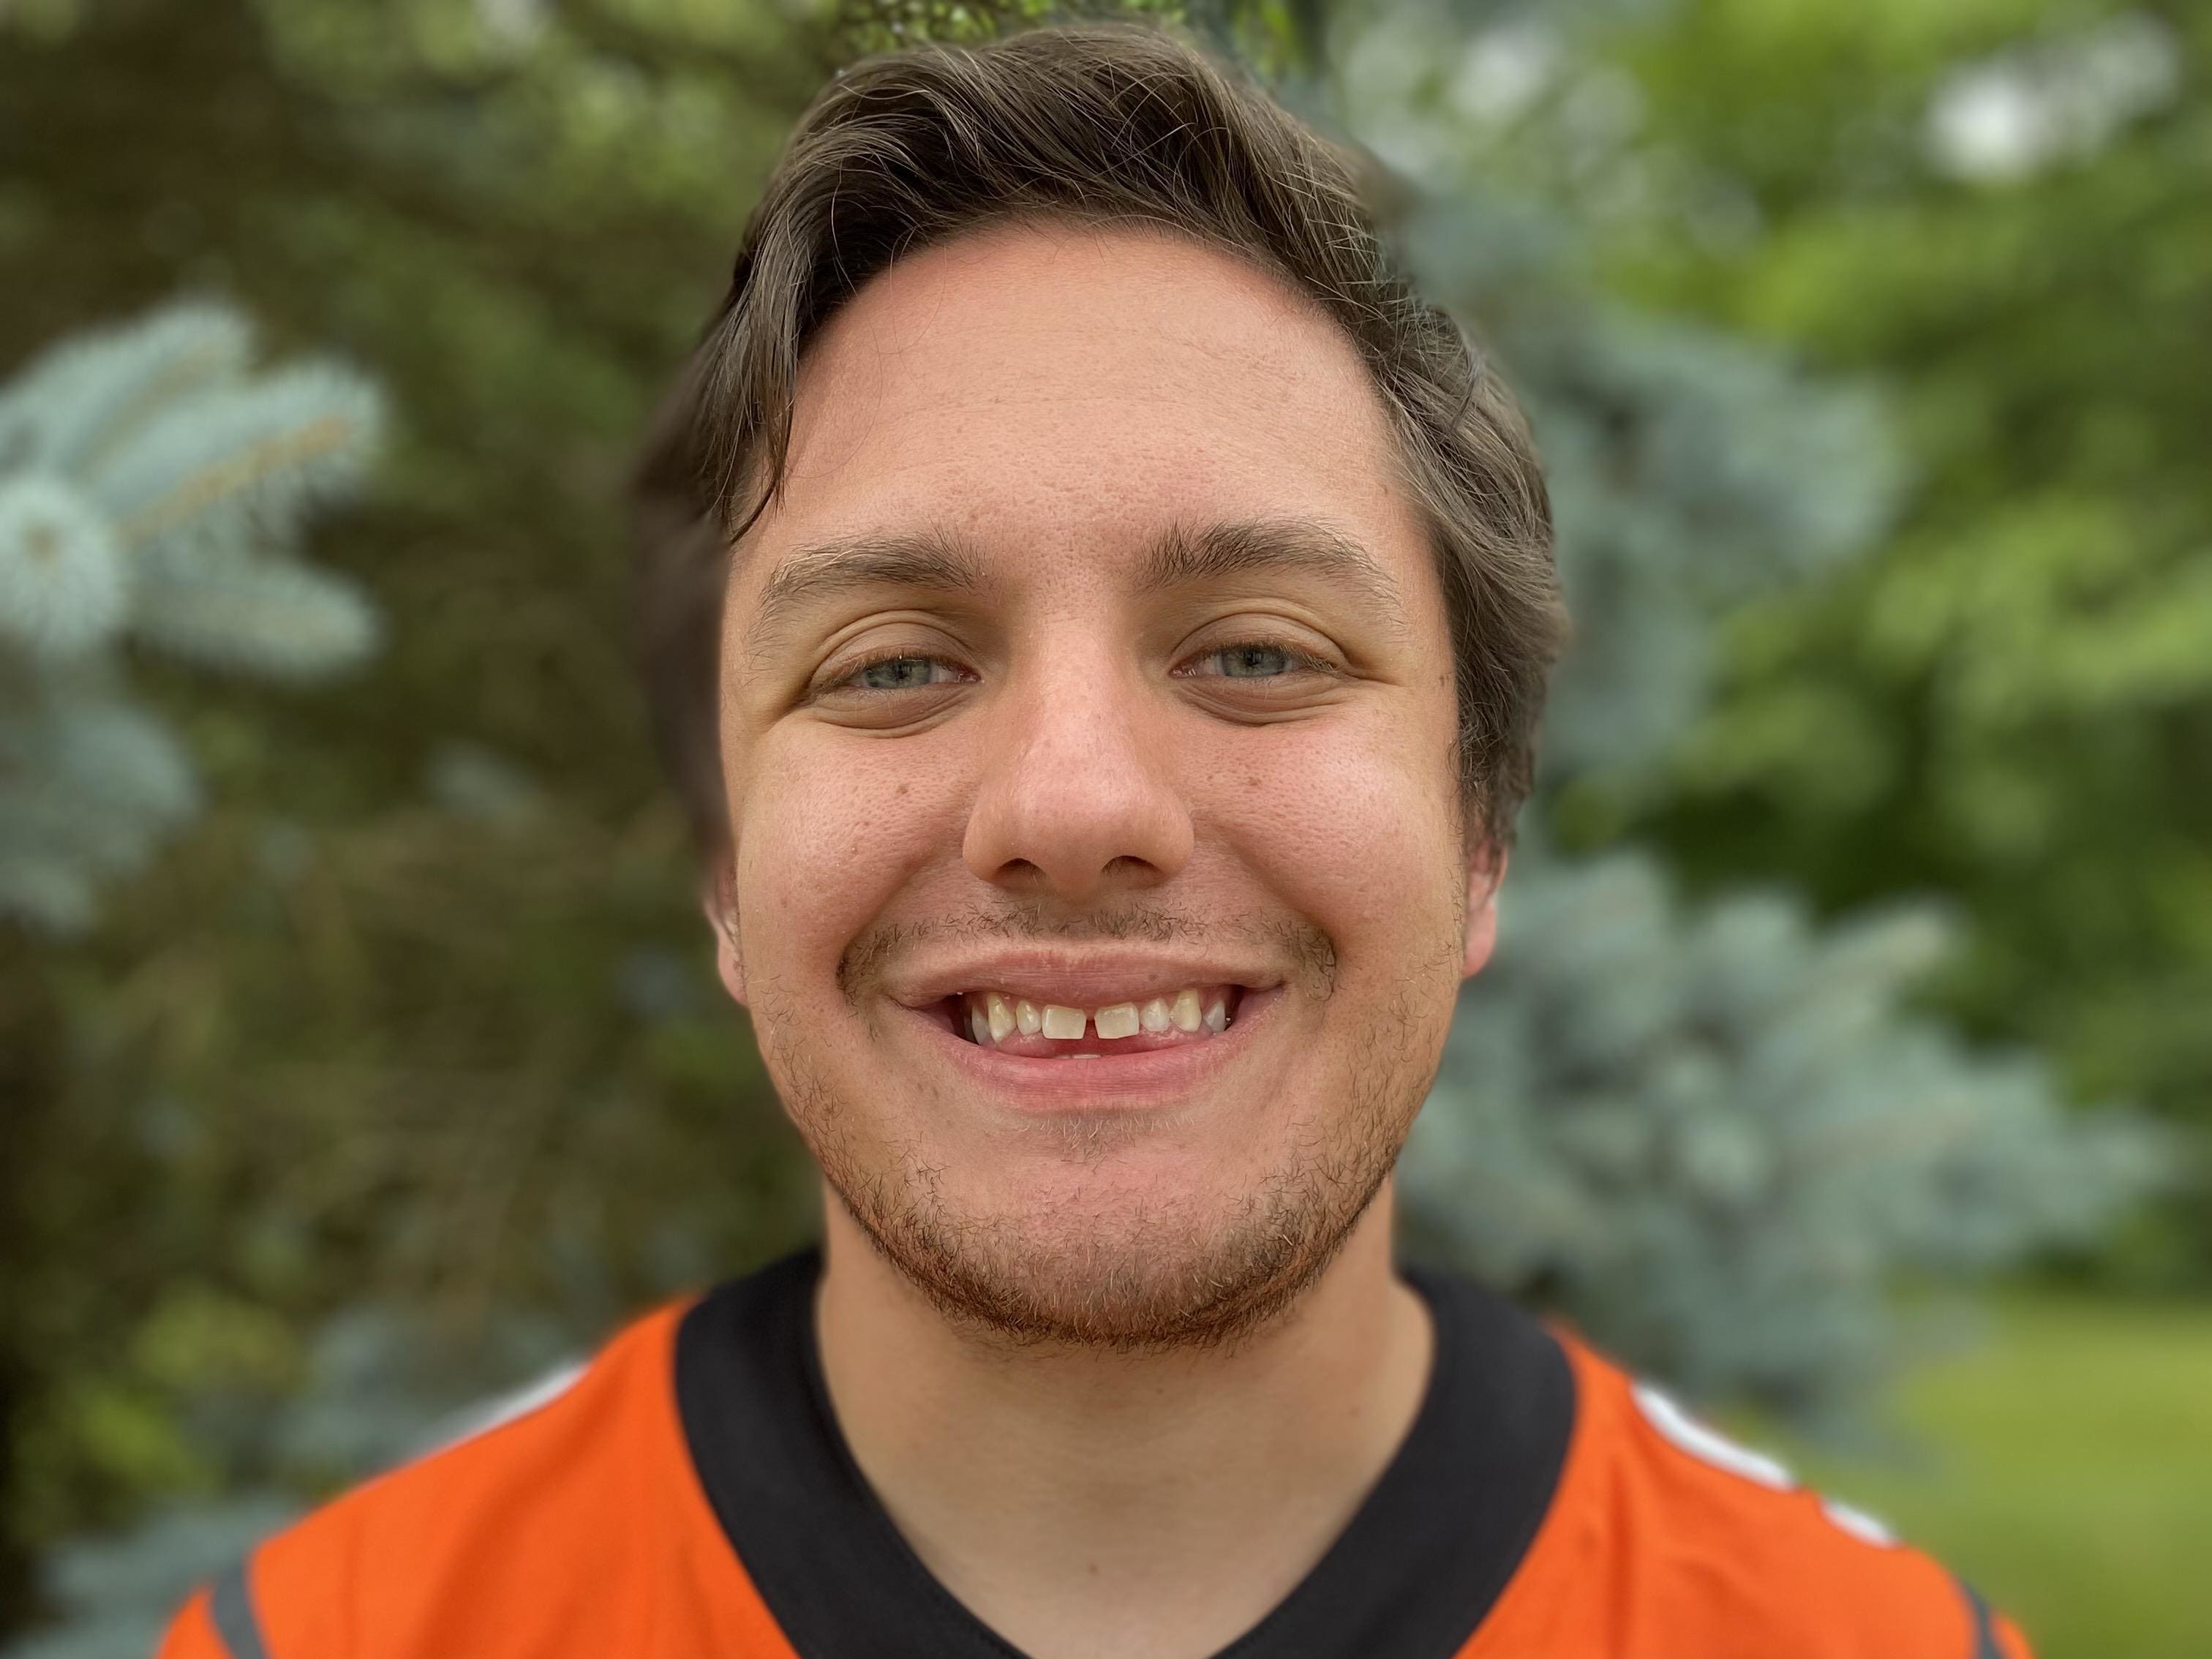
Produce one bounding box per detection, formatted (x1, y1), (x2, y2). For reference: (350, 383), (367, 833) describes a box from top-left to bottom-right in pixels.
(737, 220), (1432, 596)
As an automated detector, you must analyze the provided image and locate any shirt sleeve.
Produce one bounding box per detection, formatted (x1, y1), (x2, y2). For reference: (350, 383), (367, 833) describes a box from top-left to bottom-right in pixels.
(1957, 1576), (2039, 1659)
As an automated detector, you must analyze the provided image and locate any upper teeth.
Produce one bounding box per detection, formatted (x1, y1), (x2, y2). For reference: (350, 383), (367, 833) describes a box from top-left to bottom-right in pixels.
(966, 987), (1228, 1047)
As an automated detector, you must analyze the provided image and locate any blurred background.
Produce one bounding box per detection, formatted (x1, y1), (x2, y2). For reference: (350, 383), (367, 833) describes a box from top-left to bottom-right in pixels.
(1, 0), (2206, 1652)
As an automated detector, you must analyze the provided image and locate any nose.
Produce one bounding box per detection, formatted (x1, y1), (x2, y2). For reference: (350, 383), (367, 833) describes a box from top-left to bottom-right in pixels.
(962, 638), (1195, 903)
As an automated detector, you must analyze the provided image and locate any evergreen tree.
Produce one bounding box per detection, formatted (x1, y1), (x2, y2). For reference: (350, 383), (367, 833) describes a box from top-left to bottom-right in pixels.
(1459, 0), (2212, 1265)
(0, 301), (383, 932)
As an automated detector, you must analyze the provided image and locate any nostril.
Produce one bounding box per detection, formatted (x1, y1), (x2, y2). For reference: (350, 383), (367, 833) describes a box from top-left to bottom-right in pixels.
(983, 857), (1171, 907)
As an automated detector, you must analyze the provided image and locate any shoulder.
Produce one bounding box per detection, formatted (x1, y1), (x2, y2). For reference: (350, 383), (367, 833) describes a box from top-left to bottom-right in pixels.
(159, 1297), (742, 1659)
(1472, 1331), (2034, 1659)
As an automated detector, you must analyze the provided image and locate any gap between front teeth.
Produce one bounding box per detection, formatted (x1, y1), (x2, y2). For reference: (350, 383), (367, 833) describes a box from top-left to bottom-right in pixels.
(971, 988), (1228, 1045)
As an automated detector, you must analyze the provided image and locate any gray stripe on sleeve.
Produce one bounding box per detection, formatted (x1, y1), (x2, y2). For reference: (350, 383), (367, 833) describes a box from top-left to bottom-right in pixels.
(207, 1559), (273, 1659)
(1957, 1577), (2005, 1659)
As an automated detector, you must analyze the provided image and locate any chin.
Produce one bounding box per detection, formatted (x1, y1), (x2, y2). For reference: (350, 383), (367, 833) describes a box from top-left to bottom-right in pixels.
(825, 1132), (1393, 1353)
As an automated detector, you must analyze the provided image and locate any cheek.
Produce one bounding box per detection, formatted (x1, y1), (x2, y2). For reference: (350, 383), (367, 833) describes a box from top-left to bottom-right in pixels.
(731, 737), (955, 988)
(1200, 709), (1464, 967)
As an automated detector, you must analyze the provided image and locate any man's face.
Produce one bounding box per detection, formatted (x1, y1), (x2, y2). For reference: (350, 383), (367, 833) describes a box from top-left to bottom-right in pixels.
(710, 222), (1500, 1346)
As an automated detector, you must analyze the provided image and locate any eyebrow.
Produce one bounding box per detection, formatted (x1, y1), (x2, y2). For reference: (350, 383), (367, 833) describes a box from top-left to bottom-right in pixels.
(743, 515), (1410, 659)
(745, 530), (989, 659)
(1138, 519), (1410, 637)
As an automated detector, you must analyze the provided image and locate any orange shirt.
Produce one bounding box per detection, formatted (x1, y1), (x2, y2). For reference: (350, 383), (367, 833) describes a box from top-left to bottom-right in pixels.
(157, 1252), (2031, 1659)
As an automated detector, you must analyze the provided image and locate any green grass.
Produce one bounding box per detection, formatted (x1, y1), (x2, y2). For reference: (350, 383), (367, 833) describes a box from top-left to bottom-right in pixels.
(1757, 1295), (2212, 1659)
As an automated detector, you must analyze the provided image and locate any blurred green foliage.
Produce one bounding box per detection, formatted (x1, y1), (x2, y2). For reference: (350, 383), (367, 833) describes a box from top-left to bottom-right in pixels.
(1491, 0), (2212, 1260)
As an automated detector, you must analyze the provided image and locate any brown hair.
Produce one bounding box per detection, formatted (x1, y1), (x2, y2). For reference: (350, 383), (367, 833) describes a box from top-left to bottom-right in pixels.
(631, 19), (1564, 862)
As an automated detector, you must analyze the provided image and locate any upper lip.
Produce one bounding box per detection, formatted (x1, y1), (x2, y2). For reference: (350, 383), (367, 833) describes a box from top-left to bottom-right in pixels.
(886, 950), (1282, 1009)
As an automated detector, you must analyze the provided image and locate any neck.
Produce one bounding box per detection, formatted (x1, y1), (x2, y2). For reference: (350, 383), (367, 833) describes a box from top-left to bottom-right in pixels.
(813, 1187), (1434, 1659)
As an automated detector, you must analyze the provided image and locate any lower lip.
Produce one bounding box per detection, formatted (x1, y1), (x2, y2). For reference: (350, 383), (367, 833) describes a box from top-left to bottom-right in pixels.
(901, 987), (1283, 1112)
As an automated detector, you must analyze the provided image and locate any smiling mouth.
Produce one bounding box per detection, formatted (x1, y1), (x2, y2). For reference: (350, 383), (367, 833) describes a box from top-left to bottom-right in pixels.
(935, 984), (1246, 1058)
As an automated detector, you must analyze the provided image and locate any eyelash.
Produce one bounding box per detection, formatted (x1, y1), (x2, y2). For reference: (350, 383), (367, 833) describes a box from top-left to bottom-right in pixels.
(824, 638), (1332, 694)
(824, 647), (974, 695)
(1175, 639), (1335, 680)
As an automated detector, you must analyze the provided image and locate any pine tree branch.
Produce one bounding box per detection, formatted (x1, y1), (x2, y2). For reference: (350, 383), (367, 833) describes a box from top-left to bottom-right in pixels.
(115, 413), (360, 546)
(75, 336), (246, 478)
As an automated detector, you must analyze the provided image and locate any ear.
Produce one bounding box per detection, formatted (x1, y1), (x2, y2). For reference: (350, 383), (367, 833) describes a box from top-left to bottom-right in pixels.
(1462, 838), (1508, 980)
(699, 860), (748, 1008)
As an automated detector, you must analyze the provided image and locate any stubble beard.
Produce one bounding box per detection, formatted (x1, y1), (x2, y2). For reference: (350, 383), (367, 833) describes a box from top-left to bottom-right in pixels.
(755, 938), (1450, 1355)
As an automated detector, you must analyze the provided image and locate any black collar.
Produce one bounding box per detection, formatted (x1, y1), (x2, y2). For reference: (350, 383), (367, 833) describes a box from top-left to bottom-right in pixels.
(675, 1249), (1573, 1659)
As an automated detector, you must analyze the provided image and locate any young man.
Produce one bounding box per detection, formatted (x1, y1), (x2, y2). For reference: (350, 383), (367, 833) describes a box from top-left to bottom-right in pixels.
(160, 22), (2031, 1659)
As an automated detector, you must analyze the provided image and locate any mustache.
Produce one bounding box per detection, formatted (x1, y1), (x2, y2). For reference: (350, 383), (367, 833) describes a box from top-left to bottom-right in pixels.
(837, 903), (1339, 1006)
